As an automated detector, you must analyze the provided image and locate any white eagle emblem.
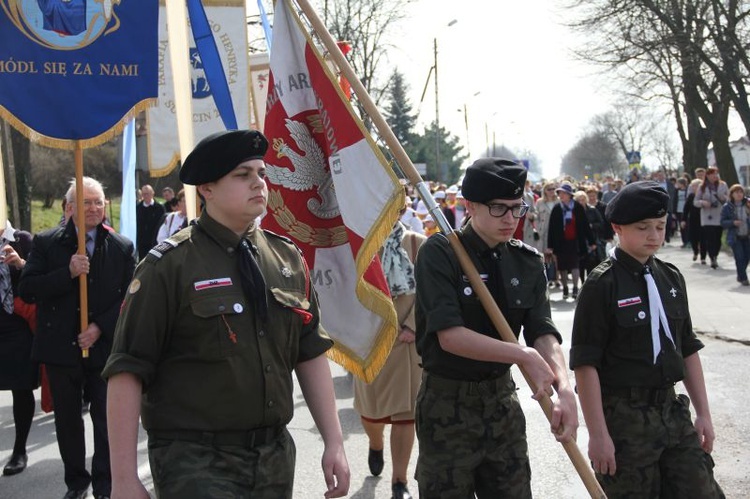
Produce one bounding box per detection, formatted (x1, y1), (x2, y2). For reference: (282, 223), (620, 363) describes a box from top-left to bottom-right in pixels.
(265, 119), (340, 220)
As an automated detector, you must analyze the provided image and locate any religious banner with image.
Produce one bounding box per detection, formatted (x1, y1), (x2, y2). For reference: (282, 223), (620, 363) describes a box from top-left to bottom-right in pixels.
(0, 0), (157, 147)
(146, 0), (250, 177)
(262, 0), (403, 382)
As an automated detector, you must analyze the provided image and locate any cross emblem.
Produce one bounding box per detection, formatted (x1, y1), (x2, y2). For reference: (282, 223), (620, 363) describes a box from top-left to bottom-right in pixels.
(670, 288), (677, 297)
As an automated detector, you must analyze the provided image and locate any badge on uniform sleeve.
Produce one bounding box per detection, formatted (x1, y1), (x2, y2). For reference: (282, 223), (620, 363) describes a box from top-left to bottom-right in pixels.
(129, 279), (141, 294)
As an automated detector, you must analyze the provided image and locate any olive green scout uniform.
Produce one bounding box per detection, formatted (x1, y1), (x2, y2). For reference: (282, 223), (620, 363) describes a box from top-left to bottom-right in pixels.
(102, 130), (332, 499)
(414, 158), (562, 499)
(570, 181), (724, 498)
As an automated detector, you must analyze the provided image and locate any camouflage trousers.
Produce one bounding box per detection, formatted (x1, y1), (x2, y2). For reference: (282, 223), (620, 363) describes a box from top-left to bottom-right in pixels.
(598, 392), (725, 499)
(415, 372), (531, 499)
(148, 427), (295, 498)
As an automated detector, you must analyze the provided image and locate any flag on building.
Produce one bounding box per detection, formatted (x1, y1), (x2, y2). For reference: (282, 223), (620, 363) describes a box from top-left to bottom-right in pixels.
(262, 0), (403, 381)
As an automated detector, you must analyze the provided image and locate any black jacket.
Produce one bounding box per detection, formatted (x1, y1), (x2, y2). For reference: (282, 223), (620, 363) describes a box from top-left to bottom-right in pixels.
(19, 221), (136, 368)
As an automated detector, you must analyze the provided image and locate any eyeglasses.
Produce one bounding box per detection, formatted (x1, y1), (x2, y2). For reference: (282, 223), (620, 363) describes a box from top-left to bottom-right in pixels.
(83, 199), (105, 208)
(484, 201), (529, 219)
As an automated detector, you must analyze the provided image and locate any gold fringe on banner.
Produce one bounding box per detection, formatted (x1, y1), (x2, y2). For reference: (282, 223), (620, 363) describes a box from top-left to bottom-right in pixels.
(0, 98), (156, 150)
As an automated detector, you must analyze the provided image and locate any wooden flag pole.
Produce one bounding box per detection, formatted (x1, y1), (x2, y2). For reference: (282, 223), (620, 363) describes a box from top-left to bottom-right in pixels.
(292, 0), (606, 497)
(74, 142), (89, 358)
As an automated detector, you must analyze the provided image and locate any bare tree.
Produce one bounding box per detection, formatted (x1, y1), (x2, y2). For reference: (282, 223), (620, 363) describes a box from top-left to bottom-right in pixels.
(318, 0), (414, 129)
(565, 0), (742, 184)
(561, 129), (627, 179)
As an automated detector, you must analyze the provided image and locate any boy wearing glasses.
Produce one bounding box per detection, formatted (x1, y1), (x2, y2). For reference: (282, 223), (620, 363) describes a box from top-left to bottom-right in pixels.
(414, 158), (578, 498)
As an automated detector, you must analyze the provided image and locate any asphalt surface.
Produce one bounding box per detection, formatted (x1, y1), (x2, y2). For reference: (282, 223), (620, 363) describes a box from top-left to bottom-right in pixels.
(0, 239), (748, 498)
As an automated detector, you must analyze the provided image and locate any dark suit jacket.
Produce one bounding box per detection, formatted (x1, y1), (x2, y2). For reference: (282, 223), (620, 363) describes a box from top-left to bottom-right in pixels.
(136, 201), (165, 259)
(19, 221), (136, 368)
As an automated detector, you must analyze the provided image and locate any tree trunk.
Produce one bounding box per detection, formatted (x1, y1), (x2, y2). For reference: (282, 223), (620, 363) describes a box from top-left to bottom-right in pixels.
(709, 99), (739, 185)
(10, 127), (31, 231)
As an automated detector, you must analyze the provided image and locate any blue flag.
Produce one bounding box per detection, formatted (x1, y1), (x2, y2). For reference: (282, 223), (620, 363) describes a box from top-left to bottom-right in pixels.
(0, 1), (157, 147)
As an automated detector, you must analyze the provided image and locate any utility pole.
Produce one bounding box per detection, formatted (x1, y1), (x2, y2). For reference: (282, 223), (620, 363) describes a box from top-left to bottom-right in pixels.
(434, 37), (440, 183)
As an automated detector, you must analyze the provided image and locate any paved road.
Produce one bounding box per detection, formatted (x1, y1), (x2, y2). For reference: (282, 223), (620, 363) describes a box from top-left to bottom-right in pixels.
(1, 240), (748, 498)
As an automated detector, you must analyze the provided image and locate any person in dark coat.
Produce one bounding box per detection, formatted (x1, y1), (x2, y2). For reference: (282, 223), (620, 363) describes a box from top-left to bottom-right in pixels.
(19, 177), (136, 499)
(547, 182), (595, 299)
(135, 184), (165, 260)
(0, 225), (36, 477)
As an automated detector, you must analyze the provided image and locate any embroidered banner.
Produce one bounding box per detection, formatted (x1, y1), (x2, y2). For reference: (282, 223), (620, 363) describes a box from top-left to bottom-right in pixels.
(146, 0), (250, 177)
(262, 0), (403, 382)
(0, 0), (157, 148)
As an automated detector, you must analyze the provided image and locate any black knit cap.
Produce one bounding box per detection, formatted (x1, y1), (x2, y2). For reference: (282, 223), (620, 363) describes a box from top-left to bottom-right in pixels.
(179, 130), (268, 185)
(605, 180), (669, 224)
(461, 158), (527, 202)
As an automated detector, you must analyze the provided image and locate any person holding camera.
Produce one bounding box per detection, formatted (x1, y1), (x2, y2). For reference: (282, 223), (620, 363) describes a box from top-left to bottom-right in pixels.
(720, 184), (750, 286)
(693, 167), (728, 268)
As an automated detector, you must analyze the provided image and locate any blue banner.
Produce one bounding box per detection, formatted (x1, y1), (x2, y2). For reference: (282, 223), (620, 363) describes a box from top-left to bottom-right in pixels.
(0, 1), (157, 147)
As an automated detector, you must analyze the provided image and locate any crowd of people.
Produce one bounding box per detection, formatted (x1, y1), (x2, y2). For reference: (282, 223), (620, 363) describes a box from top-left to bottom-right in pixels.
(401, 165), (750, 289)
(0, 128), (745, 499)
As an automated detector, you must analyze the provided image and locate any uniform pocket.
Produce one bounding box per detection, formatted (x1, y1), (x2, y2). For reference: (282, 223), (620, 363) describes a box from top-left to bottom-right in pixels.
(189, 291), (247, 357)
(614, 305), (651, 356)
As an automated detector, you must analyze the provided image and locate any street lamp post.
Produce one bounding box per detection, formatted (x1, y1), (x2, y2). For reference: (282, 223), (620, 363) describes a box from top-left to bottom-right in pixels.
(433, 19), (457, 183)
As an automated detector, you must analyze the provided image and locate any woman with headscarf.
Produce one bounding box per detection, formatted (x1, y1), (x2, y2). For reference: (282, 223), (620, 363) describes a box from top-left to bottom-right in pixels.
(353, 220), (426, 499)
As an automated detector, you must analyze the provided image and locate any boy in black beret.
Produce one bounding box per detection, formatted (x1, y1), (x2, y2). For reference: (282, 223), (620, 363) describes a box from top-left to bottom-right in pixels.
(104, 130), (350, 498)
(414, 158), (578, 498)
(571, 181), (724, 497)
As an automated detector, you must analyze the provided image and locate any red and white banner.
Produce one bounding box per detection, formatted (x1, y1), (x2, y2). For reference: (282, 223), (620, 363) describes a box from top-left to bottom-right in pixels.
(262, 0), (403, 381)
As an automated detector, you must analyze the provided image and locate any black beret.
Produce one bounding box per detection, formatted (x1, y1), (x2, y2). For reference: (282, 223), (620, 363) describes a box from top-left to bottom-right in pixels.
(461, 158), (527, 202)
(179, 130), (268, 185)
(605, 181), (669, 224)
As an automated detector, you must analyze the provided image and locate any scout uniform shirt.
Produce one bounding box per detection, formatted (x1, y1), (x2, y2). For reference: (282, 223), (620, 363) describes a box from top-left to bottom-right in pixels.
(415, 223), (562, 381)
(102, 211), (332, 431)
(570, 247), (704, 388)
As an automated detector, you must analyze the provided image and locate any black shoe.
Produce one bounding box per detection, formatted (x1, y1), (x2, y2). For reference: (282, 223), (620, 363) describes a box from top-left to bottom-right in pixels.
(2, 453), (27, 476)
(571, 288), (578, 300)
(710, 259), (718, 269)
(392, 481), (412, 499)
(368, 448), (384, 476)
(562, 286), (569, 299)
(701, 259), (706, 265)
(62, 489), (88, 499)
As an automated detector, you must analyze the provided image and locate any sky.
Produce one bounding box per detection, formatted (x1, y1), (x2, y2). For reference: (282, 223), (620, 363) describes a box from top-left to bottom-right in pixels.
(382, 0), (613, 179)
(249, 0), (748, 180)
